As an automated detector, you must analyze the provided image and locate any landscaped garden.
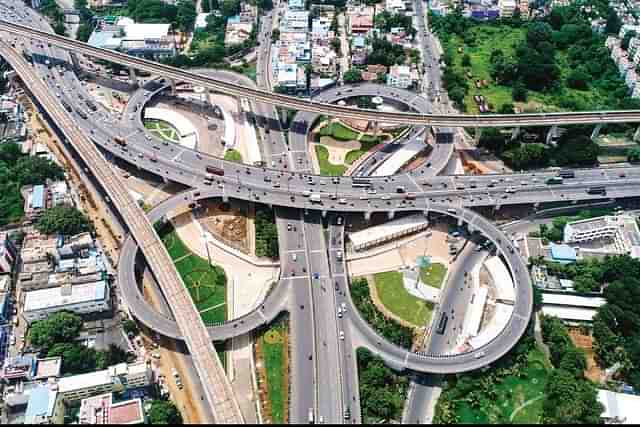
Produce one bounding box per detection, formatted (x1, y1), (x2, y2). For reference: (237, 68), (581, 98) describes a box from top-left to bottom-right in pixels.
(144, 119), (180, 143)
(373, 271), (434, 327)
(159, 223), (227, 324)
(224, 148), (243, 162)
(255, 316), (289, 424)
(419, 262), (447, 289)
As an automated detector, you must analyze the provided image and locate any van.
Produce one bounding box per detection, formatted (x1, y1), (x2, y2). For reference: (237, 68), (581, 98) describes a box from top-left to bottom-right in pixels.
(302, 190), (311, 197)
(336, 250), (343, 261)
(292, 253), (297, 262)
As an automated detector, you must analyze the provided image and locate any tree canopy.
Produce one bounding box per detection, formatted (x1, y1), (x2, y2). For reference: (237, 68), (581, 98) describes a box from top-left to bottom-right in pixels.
(343, 69), (363, 84)
(36, 205), (93, 236)
(148, 400), (183, 424)
(29, 311), (82, 351)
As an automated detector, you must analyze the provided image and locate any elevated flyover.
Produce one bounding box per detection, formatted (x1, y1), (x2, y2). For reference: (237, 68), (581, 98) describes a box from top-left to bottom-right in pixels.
(3, 19), (640, 127)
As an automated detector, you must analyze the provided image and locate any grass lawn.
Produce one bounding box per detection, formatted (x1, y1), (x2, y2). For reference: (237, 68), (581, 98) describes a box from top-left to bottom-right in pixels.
(445, 25), (614, 113)
(315, 145), (347, 176)
(319, 121), (360, 141)
(144, 120), (180, 143)
(455, 346), (550, 424)
(259, 321), (288, 423)
(344, 139), (381, 165)
(419, 263), (447, 289)
(240, 63), (257, 82)
(161, 227), (227, 324)
(224, 149), (243, 162)
(373, 271), (434, 327)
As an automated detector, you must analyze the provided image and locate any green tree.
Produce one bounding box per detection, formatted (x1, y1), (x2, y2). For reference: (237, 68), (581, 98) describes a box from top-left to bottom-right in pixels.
(12, 156), (64, 186)
(29, 311), (83, 350)
(605, 8), (622, 35)
(48, 342), (100, 375)
(220, 0), (240, 19)
(36, 205), (93, 236)
(622, 30), (637, 50)
(255, 208), (279, 258)
(543, 369), (604, 424)
(343, 68), (363, 84)
(559, 347), (588, 377)
(122, 319), (139, 336)
(512, 80), (528, 102)
(554, 134), (599, 166)
(271, 28), (280, 43)
(461, 53), (471, 67)
(628, 147), (640, 163)
(176, 0), (197, 32)
(148, 400), (183, 424)
(566, 68), (590, 90)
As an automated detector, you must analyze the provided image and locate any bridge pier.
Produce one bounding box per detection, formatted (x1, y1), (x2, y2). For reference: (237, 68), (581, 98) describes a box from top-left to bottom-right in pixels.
(128, 67), (138, 87)
(494, 204), (501, 211)
(510, 126), (520, 141)
(474, 127), (482, 145)
(222, 195), (229, 203)
(69, 52), (81, 73)
(546, 125), (558, 145)
(634, 125), (640, 142)
(591, 123), (603, 140)
(457, 216), (463, 227)
(371, 121), (379, 137)
(321, 210), (327, 218)
(170, 78), (177, 96)
(364, 211), (371, 222)
(387, 210), (395, 220)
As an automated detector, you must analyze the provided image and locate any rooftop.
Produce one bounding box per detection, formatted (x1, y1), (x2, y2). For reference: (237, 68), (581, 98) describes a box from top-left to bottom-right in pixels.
(542, 293), (606, 309)
(598, 389), (640, 424)
(23, 280), (108, 313)
(549, 243), (577, 262)
(349, 214), (429, 250)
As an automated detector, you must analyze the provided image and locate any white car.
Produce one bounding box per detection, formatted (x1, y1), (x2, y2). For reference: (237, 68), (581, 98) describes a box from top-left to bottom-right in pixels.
(339, 331), (345, 340)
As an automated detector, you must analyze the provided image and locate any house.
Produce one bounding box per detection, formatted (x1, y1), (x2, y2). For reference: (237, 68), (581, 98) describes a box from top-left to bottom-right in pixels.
(79, 393), (145, 424)
(386, 65), (416, 89)
(347, 6), (374, 35)
(385, 0), (406, 13)
(498, 0), (517, 17)
(0, 233), (18, 274)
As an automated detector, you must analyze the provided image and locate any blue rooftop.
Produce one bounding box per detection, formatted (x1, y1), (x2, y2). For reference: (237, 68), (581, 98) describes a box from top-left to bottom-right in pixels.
(353, 36), (365, 48)
(288, 0), (304, 9)
(25, 386), (54, 424)
(550, 243), (577, 263)
(32, 185), (45, 210)
(227, 15), (240, 24)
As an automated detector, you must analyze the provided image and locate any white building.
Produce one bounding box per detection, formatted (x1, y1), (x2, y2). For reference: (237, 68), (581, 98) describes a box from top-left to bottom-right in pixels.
(58, 362), (152, 402)
(22, 281), (110, 324)
(386, 65), (416, 89)
(386, 0), (406, 13)
(194, 13), (211, 29)
(541, 292), (606, 323)
(563, 215), (640, 258)
(87, 17), (175, 59)
(598, 389), (640, 424)
(499, 0), (517, 17)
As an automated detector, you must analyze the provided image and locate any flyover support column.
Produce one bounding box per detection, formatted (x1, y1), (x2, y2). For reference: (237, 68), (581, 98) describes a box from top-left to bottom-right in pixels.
(364, 211), (371, 222)
(69, 52), (81, 73)
(474, 127), (482, 145)
(591, 124), (603, 140)
(170, 79), (177, 96)
(128, 67), (138, 87)
(634, 126), (640, 142)
(387, 210), (395, 220)
(457, 216), (463, 227)
(510, 126), (520, 141)
(546, 125), (558, 145)
(372, 121), (379, 137)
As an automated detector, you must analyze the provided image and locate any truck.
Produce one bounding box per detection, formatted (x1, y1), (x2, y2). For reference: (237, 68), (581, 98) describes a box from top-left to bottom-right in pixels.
(351, 177), (371, 188)
(310, 194), (322, 203)
(545, 176), (563, 185)
(205, 165), (224, 176)
(114, 136), (126, 147)
(436, 313), (448, 335)
(396, 186), (406, 193)
(405, 192), (417, 200)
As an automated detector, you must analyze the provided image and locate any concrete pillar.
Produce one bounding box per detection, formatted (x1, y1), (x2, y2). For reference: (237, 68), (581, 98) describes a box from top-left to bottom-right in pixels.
(495, 204), (501, 211)
(591, 123), (603, 140)
(372, 121), (379, 137)
(533, 202), (540, 209)
(128, 67), (138, 87)
(474, 127), (482, 145)
(546, 125), (558, 145)
(162, 176), (168, 184)
(69, 52), (81, 72)
(387, 210), (395, 220)
(222, 195), (229, 203)
(468, 224), (475, 234)
(321, 210), (327, 218)
(170, 78), (177, 96)
(364, 211), (371, 221)
(457, 216), (463, 227)
(510, 126), (520, 141)
(634, 125), (640, 142)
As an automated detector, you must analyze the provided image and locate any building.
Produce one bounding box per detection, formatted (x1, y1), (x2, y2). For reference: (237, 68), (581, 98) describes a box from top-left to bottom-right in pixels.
(0, 96), (27, 143)
(88, 17), (175, 59)
(0, 233), (18, 274)
(23, 184), (46, 220)
(0, 274), (9, 322)
(22, 280), (110, 324)
(194, 12), (210, 29)
(79, 393), (145, 424)
(563, 215), (640, 258)
(57, 362), (152, 402)
(386, 0), (406, 13)
(288, 0), (305, 10)
(598, 389), (640, 424)
(386, 65), (417, 89)
(276, 63), (307, 92)
(347, 6), (374, 35)
(23, 384), (64, 424)
(541, 292), (606, 323)
(311, 45), (338, 75)
(348, 214), (429, 251)
(498, 0), (517, 17)
(2, 353), (37, 382)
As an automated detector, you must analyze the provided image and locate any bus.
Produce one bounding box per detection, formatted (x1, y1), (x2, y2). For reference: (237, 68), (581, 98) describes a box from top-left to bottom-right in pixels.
(436, 313), (448, 335)
(586, 185), (606, 195)
(558, 169), (576, 178)
(205, 166), (224, 177)
(545, 176), (563, 185)
(351, 178), (371, 188)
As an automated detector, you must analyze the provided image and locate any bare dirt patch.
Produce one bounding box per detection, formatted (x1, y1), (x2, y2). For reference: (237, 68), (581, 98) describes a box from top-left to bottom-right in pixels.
(317, 136), (362, 164)
(196, 200), (249, 253)
(568, 327), (602, 382)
